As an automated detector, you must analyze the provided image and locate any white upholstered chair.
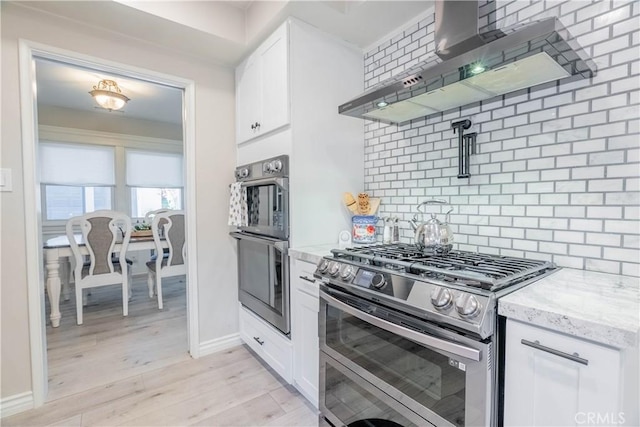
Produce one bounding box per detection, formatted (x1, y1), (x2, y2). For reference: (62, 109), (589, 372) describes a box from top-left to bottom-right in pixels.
(66, 210), (133, 325)
(143, 208), (170, 258)
(144, 208), (170, 226)
(146, 210), (186, 309)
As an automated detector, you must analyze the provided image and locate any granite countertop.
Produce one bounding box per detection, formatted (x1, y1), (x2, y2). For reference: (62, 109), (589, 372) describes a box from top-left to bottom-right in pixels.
(289, 244), (336, 264)
(499, 268), (640, 349)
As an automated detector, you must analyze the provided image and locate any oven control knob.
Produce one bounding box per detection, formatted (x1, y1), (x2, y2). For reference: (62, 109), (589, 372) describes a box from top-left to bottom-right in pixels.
(236, 168), (249, 179)
(339, 264), (356, 281)
(328, 261), (341, 277)
(271, 160), (283, 173)
(317, 259), (330, 273)
(455, 294), (482, 319)
(430, 287), (453, 310)
(371, 273), (386, 289)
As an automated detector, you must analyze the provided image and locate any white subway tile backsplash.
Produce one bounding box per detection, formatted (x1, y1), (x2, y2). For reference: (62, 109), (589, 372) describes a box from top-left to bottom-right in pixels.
(363, 0), (639, 276)
(586, 258), (622, 274)
(586, 232), (622, 246)
(604, 247), (640, 262)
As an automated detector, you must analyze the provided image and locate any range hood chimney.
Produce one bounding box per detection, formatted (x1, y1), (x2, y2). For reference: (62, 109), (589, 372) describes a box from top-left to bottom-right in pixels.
(339, 0), (596, 125)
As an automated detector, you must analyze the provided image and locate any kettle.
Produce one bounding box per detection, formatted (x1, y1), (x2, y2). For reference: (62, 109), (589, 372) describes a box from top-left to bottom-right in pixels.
(408, 199), (454, 253)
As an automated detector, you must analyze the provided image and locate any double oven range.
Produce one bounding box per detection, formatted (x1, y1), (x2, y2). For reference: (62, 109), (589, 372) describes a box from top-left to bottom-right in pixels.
(231, 155), (290, 335)
(315, 244), (557, 427)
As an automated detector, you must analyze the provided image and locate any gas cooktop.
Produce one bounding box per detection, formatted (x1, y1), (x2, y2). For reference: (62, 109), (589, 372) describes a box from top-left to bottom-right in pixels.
(329, 243), (555, 292)
(315, 243), (558, 338)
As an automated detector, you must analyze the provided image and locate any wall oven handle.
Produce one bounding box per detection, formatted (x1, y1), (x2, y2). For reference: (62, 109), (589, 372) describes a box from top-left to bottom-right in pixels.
(321, 291), (481, 361)
(240, 177), (288, 190)
(521, 339), (589, 366)
(230, 232), (289, 251)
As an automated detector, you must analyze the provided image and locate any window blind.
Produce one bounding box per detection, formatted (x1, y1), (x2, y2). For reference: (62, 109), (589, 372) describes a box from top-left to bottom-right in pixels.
(126, 150), (183, 187)
(39, 142), (115, 186)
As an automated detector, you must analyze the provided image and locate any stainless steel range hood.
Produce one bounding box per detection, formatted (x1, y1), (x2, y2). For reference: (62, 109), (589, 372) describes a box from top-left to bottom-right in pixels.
(339, 0), (596, 124)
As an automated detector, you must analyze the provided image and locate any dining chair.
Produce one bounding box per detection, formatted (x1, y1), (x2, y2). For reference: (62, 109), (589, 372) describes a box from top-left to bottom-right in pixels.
(146, 210), (186, 309)
(66, 210), (133, 325)
(144, 209), (170, 258)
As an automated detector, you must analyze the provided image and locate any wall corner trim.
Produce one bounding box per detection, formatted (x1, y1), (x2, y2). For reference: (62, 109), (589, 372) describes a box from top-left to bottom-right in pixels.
(198, 333), (243, 357)
(0, 391), (34, 419)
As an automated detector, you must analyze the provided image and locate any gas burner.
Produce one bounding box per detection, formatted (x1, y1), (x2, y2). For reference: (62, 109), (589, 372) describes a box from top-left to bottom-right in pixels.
(384, 263), (406, 272)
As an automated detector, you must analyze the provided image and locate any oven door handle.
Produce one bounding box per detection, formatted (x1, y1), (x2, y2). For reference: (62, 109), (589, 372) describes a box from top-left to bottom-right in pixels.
(322, 291), (481, 361)
(240, 177), (288, 190)
(230, 232), (288, 251)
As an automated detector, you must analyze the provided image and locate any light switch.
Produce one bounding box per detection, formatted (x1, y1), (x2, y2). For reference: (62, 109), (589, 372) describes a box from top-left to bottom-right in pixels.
(0, 168), (12, 192)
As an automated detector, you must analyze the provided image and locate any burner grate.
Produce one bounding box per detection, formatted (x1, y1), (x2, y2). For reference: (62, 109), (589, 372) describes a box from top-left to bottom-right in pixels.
(331, 243), (555, 291)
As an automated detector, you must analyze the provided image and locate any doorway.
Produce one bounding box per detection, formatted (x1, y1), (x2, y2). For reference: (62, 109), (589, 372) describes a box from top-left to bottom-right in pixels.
(19, 41), (200, 406)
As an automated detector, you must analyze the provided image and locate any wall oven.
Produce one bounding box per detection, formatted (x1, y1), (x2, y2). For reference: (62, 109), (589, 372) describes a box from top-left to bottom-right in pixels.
(236, 155), (289, 240)
(231, 155), (290, 335)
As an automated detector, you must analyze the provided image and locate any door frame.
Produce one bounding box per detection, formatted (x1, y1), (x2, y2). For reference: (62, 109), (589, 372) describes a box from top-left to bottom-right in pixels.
(18, 39), (200, 407)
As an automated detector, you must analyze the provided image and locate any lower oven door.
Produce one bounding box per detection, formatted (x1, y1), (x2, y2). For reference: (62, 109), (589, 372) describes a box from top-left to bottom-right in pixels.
(232, 232), (289, 335)
(319, 286), (493, 427)
(321, 352), (429, 427)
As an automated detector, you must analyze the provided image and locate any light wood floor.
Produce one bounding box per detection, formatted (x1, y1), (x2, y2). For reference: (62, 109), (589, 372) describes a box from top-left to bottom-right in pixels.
(45, 275), (190, 401)
(5, 276), (322, 426)
(4, 345), (320, 426)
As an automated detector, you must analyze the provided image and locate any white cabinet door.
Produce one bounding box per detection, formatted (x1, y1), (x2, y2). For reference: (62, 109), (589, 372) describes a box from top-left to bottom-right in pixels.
(236, 54), (261, 144)
(504, 319), (622, 427)
(235, 22), (289, 144)
(291, 258), (319, 408)
(259, 23), (289, 136)
(239, 304), (293, 383)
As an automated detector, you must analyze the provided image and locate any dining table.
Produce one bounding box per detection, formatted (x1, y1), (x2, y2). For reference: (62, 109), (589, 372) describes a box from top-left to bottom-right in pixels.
(43, 234), (167, 327)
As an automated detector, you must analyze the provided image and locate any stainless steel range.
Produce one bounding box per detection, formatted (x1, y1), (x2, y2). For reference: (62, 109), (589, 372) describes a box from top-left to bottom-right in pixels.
(315, 243), (558, 427)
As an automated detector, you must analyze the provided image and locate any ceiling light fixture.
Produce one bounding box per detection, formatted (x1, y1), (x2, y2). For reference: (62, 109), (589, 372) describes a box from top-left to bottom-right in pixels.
(89, 79), (129, 111)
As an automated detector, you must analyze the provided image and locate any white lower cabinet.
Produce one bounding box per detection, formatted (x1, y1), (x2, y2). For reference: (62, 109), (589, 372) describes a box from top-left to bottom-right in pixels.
(239, 303), (293, 383)
(291, 258), (320, 408)
(504, 319), (631, 427)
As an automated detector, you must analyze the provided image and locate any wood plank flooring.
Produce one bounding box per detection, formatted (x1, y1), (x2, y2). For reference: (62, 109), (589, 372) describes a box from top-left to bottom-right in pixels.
(4, 345), (320, 426)
(5, 275), (321, 426)
(45, 275), (190, 401)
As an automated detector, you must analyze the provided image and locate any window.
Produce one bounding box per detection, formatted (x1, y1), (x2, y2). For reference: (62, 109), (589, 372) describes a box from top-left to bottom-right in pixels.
(40, 142), (115, 221)
(126, 149), (183, 218)
(130, 187), (182, 218)
(45, 185), (112, 220)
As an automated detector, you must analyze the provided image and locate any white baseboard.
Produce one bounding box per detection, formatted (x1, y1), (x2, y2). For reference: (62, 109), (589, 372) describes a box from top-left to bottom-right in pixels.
(198, 333), (242, 357)
(0, 391), (34, 418)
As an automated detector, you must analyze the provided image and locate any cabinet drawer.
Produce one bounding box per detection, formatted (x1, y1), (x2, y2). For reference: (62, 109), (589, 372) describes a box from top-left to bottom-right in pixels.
(239, 304), (293, 382)
(291, 258), (319, 297)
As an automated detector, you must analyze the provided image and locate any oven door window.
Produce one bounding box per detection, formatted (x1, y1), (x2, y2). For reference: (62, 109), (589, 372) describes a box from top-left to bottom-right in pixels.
(238, 238), (285, 317)
(246, 184), (285, 232)
(322, 354), (429, 427)
(323, 303), (466, 427)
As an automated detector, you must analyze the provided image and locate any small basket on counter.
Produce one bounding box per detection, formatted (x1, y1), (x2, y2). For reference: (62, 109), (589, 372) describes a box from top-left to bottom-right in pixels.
(343, 192), (381, 244)
(131, 223), (153, 237)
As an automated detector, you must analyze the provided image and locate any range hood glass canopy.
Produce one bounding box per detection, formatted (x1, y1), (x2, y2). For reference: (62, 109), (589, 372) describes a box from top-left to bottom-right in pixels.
(341, 4), (596, 125)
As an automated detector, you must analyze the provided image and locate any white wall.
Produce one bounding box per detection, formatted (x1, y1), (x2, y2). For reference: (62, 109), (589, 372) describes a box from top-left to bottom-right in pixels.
(0, 2), (238, 399)
(363, 0), (639, 277)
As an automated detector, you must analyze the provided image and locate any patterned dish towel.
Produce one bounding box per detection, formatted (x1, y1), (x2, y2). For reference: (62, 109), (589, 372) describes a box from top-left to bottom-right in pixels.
(228, 182), (248, 226)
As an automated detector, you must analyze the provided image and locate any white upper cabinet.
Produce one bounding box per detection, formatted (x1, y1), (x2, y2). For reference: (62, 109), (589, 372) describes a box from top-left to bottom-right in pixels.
(236, 23), (290, 144)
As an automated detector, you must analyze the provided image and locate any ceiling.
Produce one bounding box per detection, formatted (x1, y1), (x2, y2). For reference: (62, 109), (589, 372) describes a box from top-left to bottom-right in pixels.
(25, 0), (435, 126)
(36, 59), (184, 125)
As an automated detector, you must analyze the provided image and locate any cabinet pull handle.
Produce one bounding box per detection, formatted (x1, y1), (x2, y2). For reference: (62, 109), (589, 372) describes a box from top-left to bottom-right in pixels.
(521, 339), (588, 366)
(253, 336), (264, 345)
(299, 275), (316, 283)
